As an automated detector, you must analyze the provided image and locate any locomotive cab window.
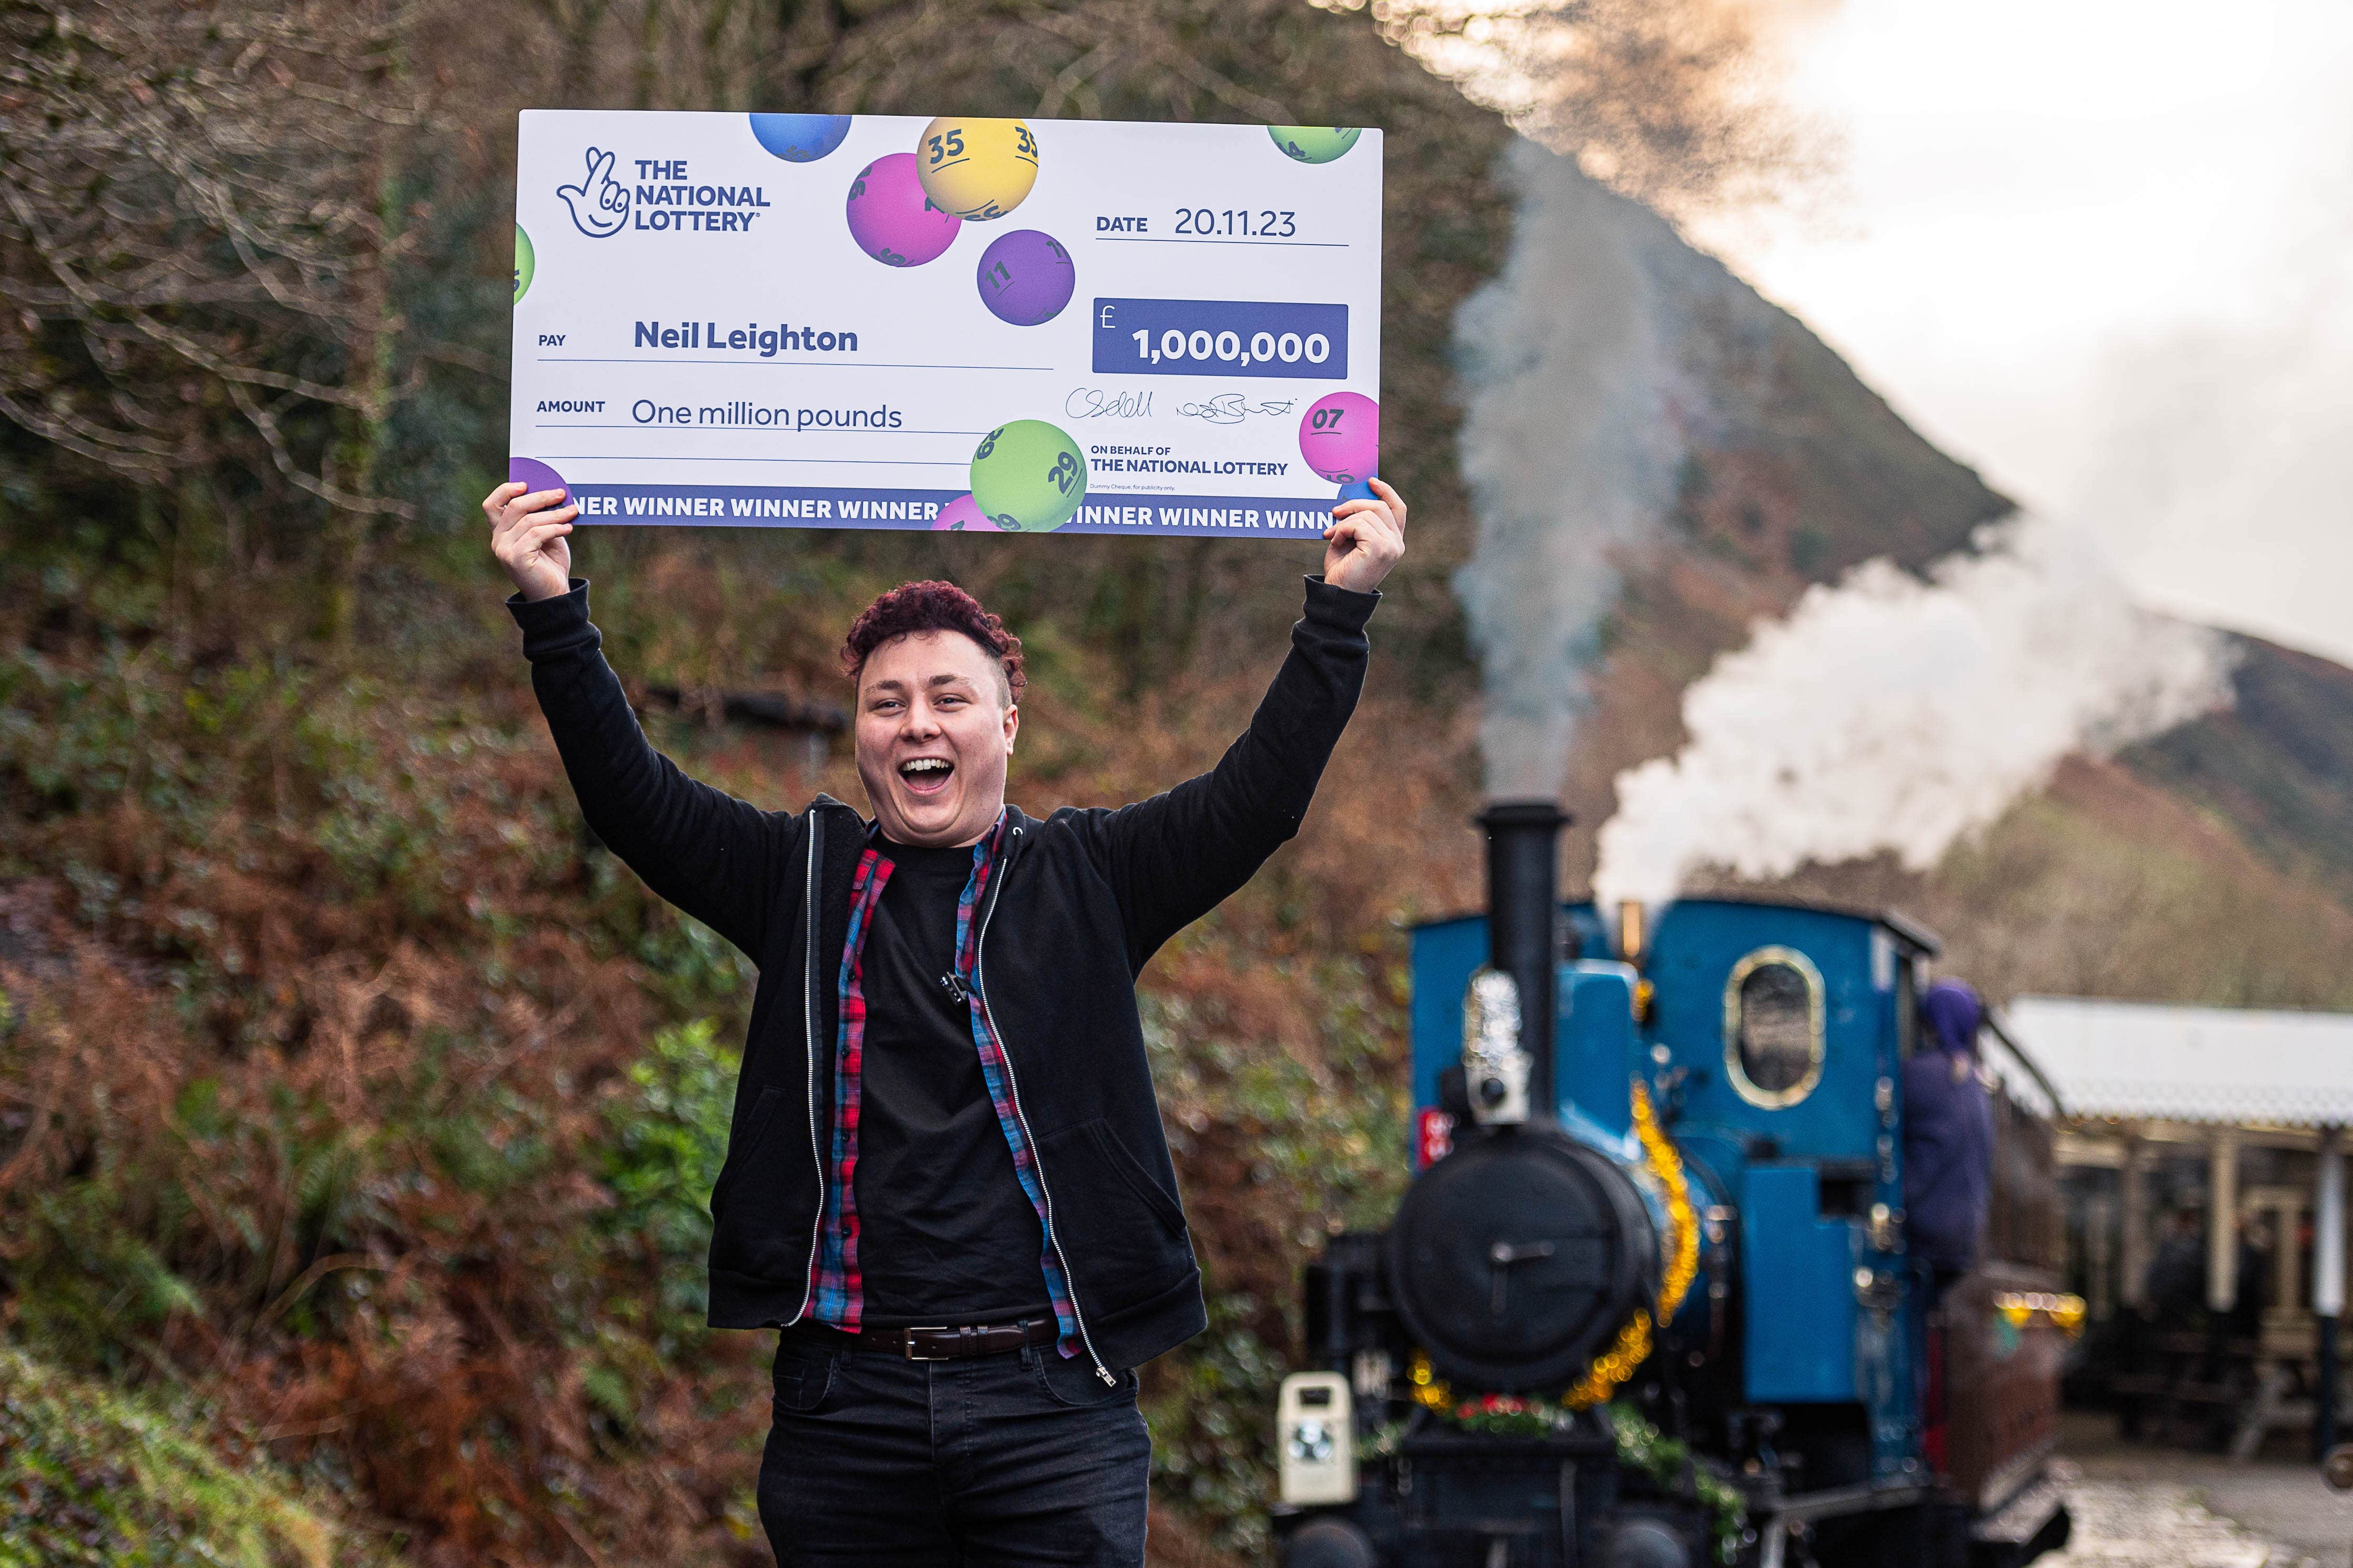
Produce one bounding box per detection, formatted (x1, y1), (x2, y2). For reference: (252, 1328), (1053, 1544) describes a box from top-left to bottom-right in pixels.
(1723, 947), (1827, 1108)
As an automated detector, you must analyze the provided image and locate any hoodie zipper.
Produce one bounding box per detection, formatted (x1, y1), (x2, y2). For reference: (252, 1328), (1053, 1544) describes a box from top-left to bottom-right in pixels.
(787, 808), (827, 1326)
(970, 823), (1118, 1385)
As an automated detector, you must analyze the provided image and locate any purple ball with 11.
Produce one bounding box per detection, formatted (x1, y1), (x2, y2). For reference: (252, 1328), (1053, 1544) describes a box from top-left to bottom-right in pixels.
(975, 229), (1074, 326)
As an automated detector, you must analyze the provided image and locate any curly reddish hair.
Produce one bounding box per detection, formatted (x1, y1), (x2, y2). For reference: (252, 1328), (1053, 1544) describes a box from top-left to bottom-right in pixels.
(840, 580), (1025, 702)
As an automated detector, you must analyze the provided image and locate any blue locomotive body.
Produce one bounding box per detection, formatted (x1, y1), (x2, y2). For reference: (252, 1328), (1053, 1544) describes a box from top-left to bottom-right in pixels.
(1412, 901), (1929, 1466)
(1275, 888), (2072, 1568)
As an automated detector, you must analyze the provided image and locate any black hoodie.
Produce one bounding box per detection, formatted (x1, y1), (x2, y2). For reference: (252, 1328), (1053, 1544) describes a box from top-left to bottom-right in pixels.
(509, 575), (1376, 1373)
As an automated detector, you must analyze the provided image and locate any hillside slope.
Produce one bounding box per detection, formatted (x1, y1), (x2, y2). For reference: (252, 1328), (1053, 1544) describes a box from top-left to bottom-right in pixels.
(2126, 636), (2353, 907)
(1, 5), (2347, 1563)
(0, 1348), (405, 1567)
(1491, 162), (2353, 993)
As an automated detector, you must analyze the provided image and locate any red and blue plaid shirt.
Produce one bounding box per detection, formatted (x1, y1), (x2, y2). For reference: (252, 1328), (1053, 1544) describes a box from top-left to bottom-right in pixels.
(808, 812), (1081, 1355)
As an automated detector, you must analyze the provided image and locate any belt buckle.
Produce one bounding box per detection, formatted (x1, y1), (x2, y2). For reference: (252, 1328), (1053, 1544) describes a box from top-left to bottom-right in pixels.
(902, 1325), (951, 1361)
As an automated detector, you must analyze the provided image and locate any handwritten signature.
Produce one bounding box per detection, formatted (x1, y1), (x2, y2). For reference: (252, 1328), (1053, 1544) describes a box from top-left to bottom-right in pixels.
(1175, 393), (1296, 426)
(1064, 387), (1155, 419)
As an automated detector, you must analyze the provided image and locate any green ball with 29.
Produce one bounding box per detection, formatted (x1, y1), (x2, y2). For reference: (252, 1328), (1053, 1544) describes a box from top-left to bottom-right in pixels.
(969, 420), (1087, 532)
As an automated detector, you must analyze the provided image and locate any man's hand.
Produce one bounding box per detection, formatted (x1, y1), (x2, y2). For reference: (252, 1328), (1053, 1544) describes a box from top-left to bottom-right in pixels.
(485, 481), (578, 601)
(1322, 478), (1406, 594)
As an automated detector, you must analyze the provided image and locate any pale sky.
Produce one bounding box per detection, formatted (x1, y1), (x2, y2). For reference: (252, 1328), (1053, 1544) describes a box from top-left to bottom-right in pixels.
(1684, 0), (2353, 665)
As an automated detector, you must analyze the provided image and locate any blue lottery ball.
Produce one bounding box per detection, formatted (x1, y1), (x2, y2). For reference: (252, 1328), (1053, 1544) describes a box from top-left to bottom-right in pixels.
(1336, 472), (1379, 502)
(749, 113), (852, 163)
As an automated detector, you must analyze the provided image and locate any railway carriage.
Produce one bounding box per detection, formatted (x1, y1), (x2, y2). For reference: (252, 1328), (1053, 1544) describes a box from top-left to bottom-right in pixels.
(1271, 805), (2076, 1568)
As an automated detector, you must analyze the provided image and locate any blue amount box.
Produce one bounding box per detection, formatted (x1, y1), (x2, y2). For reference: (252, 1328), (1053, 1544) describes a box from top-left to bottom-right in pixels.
(1090, 298), (1349, 380)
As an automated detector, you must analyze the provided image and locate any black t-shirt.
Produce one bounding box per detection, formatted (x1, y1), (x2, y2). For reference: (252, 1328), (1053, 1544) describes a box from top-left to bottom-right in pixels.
(854, 836), (1052, 1326)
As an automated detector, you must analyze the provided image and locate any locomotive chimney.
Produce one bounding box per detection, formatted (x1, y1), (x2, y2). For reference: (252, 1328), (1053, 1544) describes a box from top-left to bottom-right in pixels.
(1477, 800), (1568, 1125)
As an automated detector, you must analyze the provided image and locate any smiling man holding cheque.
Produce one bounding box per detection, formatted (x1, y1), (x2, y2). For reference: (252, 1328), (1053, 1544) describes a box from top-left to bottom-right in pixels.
(484, 476), (1406, 1564)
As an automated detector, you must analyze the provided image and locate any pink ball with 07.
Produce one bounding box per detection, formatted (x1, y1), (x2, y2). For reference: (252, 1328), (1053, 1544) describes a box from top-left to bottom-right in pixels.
(1298, 393), (1378, 484)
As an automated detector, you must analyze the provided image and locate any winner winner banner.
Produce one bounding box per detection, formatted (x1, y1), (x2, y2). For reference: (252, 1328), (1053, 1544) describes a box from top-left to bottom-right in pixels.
(510, 111), (1383, 537)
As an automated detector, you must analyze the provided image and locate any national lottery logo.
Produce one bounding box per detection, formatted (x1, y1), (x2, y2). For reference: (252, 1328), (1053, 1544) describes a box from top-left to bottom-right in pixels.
(557, 147), (630, 239)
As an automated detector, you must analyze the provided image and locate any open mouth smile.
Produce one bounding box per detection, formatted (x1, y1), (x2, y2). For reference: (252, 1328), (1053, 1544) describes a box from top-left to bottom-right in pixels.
(897, 756), (956, 797)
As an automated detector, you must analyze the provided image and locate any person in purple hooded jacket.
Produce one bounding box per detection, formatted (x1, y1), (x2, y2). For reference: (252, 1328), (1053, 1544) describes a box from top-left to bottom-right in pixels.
(1903, 979), (1995, 1308)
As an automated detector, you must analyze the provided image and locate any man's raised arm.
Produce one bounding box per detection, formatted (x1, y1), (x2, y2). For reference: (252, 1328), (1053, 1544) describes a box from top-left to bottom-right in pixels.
(1088, 480), (1407, 968)
(487, 482), (790, 958)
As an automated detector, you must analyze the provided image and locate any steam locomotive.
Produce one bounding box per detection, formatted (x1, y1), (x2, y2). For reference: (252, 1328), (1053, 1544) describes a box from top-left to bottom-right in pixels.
(1270, 804), (2078, 1568)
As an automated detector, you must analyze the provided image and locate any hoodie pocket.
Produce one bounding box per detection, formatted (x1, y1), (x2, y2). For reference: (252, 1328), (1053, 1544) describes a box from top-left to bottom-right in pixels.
(710, 1081), (823, 1287)
(1035, 1119), (1192, 1316)
(710, 1083), (786, 1216)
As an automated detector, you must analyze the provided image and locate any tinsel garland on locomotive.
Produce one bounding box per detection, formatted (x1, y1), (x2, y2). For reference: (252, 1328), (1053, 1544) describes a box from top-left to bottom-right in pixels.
(1271, 804), (2078, 1568)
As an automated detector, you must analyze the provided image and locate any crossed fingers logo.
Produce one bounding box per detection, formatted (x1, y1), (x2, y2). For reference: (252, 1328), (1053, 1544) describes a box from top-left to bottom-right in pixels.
(557, 147), (629, 239)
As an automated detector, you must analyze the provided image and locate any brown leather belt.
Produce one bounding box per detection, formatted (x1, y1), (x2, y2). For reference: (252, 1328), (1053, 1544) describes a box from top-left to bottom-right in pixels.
(782, 1318), (1057, 1361)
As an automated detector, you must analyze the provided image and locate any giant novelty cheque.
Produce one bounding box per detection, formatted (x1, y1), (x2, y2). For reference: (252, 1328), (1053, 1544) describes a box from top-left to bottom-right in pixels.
(510, 112), (1383, 538)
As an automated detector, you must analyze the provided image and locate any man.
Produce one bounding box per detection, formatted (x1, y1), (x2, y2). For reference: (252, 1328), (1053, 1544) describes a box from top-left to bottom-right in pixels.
(2143, 1201), (2208, 1323)
(1903, 978), (1995, 1307)
(484, 477), (1406, 1565)
(2121, 1200), (2207, 1439)
(1903, 977), (1996, 1488)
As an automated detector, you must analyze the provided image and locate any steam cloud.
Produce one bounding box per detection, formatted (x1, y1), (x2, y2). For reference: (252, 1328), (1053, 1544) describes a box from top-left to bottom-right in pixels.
(1591, 513), (2237, 911)
(1454, 138), (1686, 799)
(1456, 138), (2235, 903)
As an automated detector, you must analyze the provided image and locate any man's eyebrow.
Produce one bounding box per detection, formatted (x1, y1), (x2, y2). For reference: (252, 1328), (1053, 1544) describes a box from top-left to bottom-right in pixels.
(864, 672), (982, 698)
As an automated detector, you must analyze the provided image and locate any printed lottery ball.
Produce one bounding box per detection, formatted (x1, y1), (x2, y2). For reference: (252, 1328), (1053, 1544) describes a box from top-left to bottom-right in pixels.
(931, 493), (1001, 532)
(845, 154), (960, 267)
(748, 113), (851, 163)
(976, 230), (1074, 326)
(509, 457), (568, 498)
(1336, 472), (1379, 503)
(513, 224), (535, 304)
(1268, 126), (1362, 165)
(1298, 392), (1378, 484)
(969, 420), (1086, 532)
(916, 116), (1039, 221)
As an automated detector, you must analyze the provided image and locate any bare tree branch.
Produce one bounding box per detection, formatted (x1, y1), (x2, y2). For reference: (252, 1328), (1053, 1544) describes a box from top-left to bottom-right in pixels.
(1373, 0), (1835, 218)
(0, 0), (425, 520)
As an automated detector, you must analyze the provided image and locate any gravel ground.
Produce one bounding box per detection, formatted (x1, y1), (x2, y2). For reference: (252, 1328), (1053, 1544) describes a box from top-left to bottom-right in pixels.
(2052, 1412), (2353, 1568)
(2046, 1475), (2298, 1568)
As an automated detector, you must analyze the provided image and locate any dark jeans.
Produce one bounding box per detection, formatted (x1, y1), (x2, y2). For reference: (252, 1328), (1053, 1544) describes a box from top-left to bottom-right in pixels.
(758, 1334), (1151, 1567)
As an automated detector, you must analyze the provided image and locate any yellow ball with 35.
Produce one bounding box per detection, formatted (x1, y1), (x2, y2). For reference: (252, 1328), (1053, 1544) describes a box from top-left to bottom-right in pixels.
(916, 116), (1039, 220)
